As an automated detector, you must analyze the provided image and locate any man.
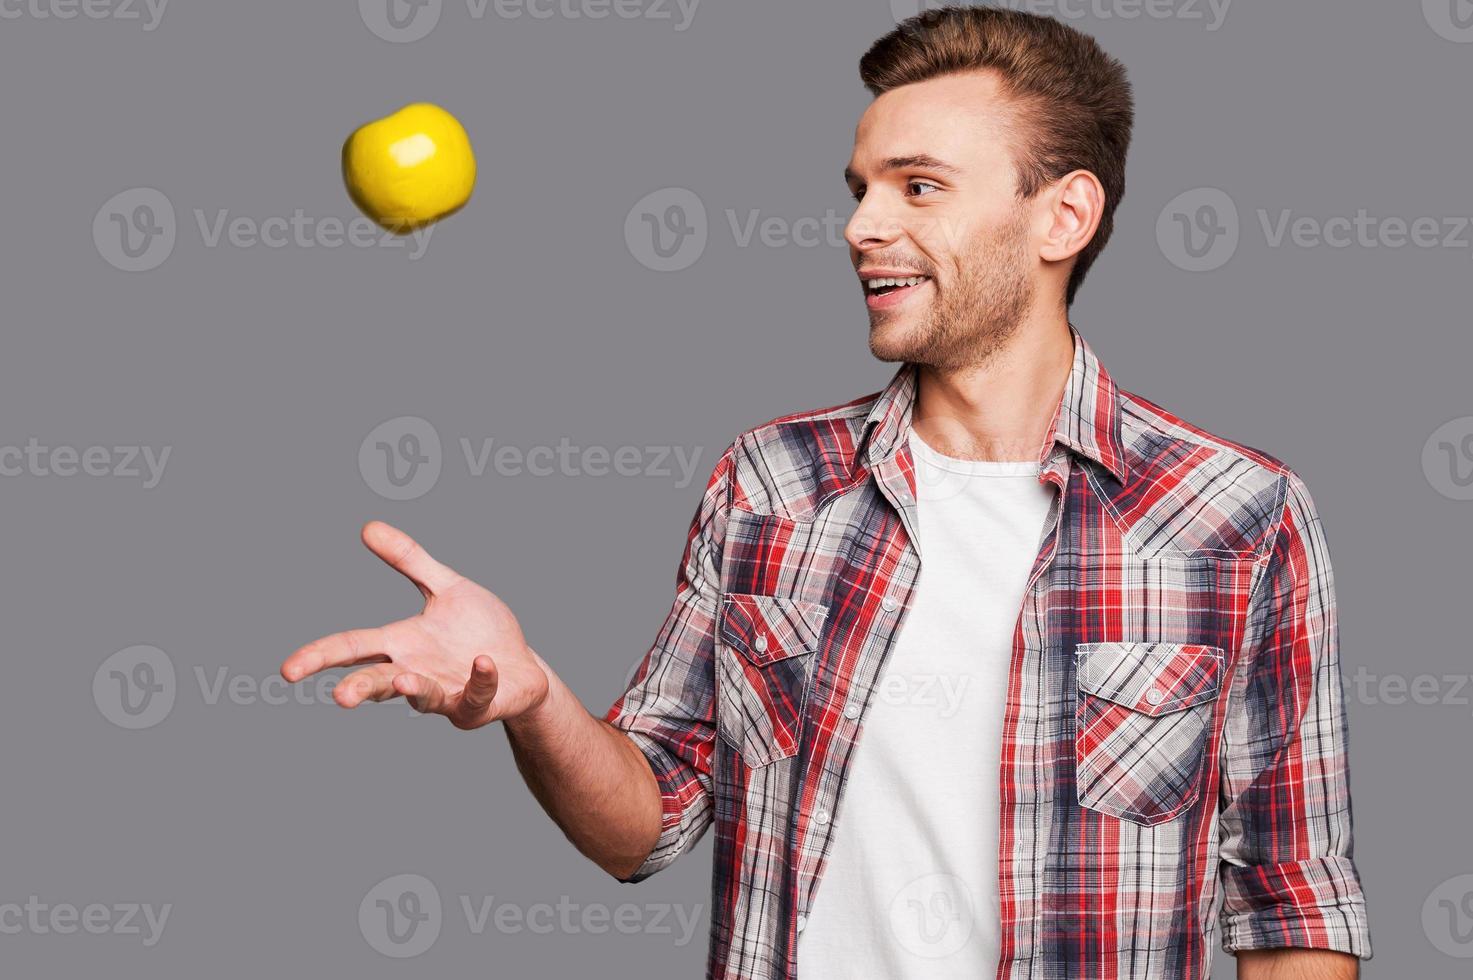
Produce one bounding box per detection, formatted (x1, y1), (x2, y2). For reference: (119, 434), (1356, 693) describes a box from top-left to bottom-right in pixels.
(281, 7), (1371, 978)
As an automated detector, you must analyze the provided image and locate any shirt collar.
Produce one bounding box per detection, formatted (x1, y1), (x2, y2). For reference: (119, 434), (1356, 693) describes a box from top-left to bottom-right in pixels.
(854, 322), (1130, 485)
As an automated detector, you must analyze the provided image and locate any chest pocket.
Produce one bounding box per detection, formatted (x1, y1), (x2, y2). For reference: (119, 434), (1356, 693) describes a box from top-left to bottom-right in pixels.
(1074, 641), (1225, 827)
(716, 592), (828, 769)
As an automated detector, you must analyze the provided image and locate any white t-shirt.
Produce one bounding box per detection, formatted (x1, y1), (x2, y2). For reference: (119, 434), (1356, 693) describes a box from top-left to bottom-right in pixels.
(796, 427), (1054, 978)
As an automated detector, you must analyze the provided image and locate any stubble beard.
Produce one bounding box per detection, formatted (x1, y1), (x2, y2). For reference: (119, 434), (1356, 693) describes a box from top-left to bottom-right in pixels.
(868, 205), (1036, 374)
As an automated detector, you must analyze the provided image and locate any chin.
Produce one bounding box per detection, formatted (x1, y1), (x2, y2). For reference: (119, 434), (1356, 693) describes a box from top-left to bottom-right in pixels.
(868, 322), (917, 363)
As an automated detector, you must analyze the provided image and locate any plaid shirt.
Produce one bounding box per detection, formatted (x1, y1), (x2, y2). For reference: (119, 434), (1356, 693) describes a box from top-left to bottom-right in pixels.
(603, 324), (1371, 979)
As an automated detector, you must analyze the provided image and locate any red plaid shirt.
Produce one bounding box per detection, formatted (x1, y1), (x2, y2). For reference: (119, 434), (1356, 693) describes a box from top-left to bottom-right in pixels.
(603, 324), (1371, 979)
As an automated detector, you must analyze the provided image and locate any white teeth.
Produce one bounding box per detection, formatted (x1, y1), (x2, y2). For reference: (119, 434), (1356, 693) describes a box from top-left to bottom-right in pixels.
(866, 275), (928, 291)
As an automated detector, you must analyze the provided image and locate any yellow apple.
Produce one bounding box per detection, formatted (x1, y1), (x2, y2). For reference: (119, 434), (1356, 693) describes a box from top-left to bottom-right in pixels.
(342, 102), (476, 234)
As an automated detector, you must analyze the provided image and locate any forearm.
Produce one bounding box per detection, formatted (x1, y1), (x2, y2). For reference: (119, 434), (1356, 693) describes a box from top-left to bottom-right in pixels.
(1237, 949), (1358, 980)
(502, 648), (662, 879)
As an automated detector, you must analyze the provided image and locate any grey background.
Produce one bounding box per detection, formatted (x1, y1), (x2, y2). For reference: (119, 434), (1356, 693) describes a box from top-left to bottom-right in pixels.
(1, 0), (1468, 975)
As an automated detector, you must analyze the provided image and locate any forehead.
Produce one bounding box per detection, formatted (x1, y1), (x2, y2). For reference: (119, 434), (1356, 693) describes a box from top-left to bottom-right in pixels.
(848, 70), (1021, 179)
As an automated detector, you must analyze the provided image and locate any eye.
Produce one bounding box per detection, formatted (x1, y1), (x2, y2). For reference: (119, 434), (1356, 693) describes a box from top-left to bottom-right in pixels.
(907, 180), (941, 197)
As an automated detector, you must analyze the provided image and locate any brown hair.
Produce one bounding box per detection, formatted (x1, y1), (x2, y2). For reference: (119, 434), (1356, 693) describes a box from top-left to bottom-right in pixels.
(859, 6), (1134, 307)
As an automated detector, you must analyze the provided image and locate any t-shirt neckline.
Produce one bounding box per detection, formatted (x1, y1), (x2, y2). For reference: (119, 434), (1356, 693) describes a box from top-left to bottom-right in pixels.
(907, 428), (1041, 477)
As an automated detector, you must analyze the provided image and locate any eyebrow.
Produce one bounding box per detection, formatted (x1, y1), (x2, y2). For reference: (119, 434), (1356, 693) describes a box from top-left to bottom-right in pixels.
(844, 154), (965, 185)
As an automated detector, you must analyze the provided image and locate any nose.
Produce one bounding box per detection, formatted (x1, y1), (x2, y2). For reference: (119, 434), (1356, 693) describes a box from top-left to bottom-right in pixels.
(844, 194), (904, 254)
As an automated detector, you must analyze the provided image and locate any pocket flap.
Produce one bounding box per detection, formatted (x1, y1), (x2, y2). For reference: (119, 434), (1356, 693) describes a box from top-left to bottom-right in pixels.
(1075, 641), (1224, 717)
(720, 593), (828, 666)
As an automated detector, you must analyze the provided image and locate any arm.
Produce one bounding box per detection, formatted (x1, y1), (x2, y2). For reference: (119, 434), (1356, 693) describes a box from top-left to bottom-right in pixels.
(1236, 948), (1357, 979)
(280, 439), (736, 881)
(1217, 469), (1372, 962)
(508, 438), (737, 881)
(502, 652), (665, 880)
(279, 519), (666, 877)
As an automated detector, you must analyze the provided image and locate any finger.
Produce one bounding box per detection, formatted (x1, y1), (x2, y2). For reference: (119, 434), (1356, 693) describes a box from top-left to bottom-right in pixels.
(282, 626), (393, 683)
(334, 663), (406, 708)
(393, 671), (448, 715)
(361, 521), (462, 598)
(451, 655), (499, 726)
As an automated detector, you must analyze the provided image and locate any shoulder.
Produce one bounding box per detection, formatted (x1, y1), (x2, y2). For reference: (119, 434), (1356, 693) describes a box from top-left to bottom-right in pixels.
(715, 386), (886, 521)
(1113, 387), (1315, 561)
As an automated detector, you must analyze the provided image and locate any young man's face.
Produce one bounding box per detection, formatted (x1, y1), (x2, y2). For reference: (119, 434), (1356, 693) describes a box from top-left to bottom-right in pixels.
(844, 70), (1044, 371)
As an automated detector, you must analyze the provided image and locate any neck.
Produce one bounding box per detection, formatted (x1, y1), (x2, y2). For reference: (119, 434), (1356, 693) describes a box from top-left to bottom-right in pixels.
(911, 314), (1074, 463)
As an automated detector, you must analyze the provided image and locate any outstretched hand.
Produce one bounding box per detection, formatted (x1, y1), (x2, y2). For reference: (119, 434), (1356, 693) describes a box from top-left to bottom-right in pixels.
(280, 521), (549, 730)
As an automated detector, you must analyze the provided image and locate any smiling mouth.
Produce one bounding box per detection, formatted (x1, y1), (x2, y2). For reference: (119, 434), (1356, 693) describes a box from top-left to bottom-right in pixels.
(864, 274), (931, 296)
(863, 275), (931, 309)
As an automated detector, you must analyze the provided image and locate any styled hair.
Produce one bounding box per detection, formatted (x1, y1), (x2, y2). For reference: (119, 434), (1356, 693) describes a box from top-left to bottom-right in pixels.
(859, 6), (1134, 306)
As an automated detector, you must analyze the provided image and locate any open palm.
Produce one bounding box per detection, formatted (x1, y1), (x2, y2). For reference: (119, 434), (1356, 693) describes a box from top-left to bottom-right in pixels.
(281, 520), (548, 729)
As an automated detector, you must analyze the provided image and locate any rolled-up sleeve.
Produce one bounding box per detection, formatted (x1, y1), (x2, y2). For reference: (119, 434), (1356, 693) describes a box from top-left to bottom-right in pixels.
(601, 438), (737, 883)
(1218, 468), (1372, 959)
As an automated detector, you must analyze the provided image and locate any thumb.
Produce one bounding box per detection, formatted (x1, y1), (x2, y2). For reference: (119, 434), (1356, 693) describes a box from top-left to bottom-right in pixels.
(361, 520), (462, 597)
(452, 655), (500, 727)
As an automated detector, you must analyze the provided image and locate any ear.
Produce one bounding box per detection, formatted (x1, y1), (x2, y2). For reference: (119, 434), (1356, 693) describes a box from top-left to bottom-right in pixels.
(1038, 169), (1105, 264)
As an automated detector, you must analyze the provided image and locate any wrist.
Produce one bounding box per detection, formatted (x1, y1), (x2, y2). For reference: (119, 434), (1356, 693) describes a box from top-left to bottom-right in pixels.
(505, 646), (567, 736)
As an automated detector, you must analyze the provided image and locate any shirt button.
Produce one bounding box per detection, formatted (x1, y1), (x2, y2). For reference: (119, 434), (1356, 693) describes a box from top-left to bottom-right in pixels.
(843, 703), (861, 720)
(814, 809), (830, 825)
(797, 914), (808, 933)
(1145, 687), (1165, 706)
(881, 595), (898, 612)
(754, 632), (768, 652)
